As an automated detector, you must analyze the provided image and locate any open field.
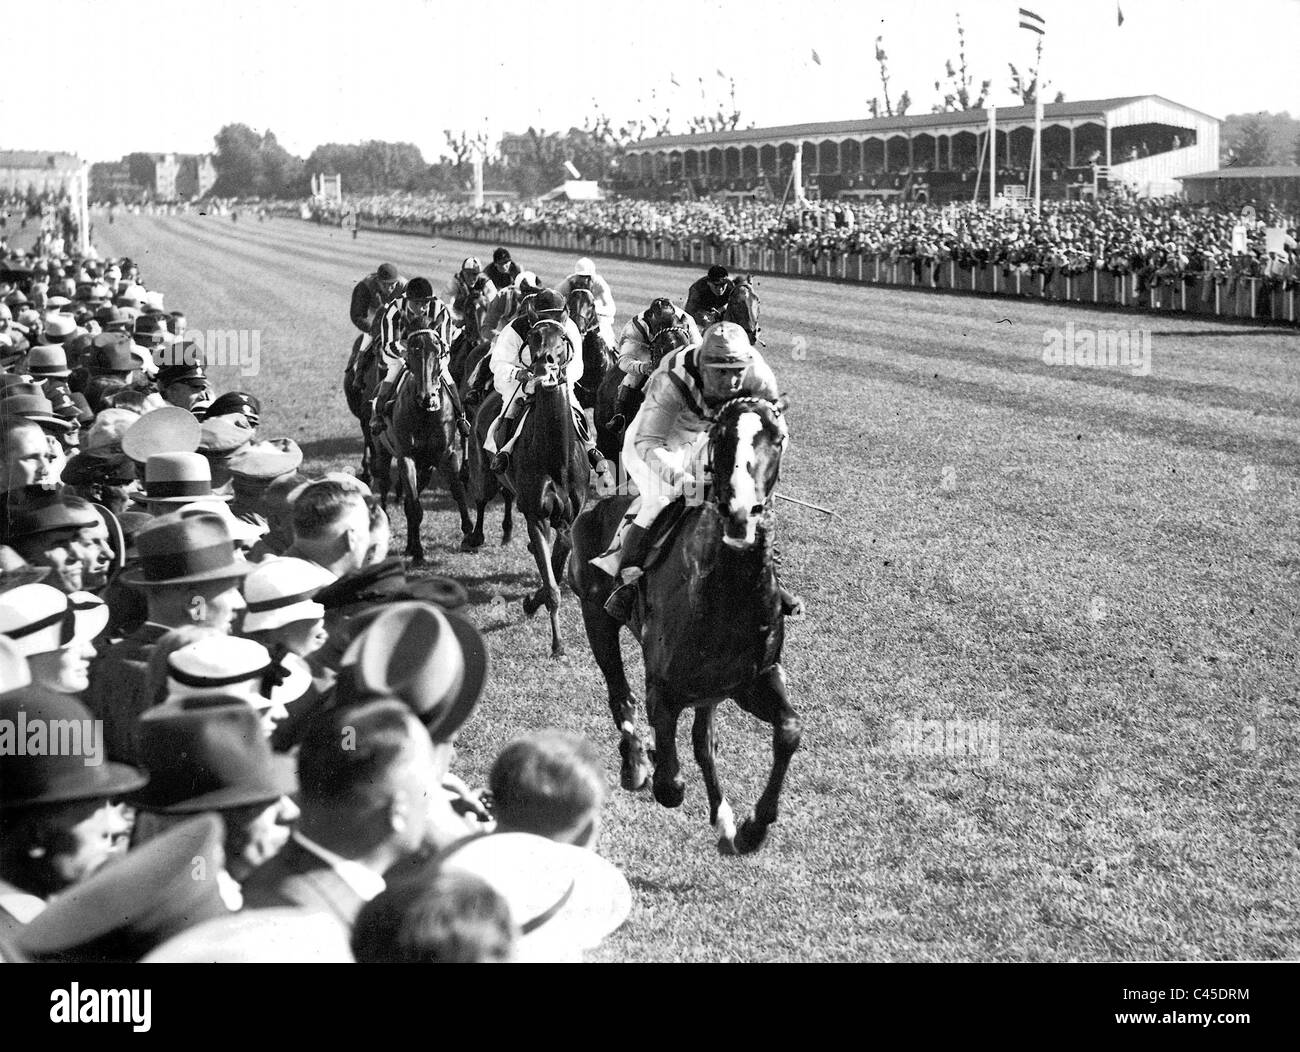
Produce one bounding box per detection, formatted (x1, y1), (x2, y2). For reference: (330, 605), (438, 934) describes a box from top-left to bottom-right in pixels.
(95, 210), (1300, 962)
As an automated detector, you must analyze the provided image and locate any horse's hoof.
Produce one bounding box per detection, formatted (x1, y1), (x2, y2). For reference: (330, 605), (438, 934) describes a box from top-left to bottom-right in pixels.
(550, 644), (566, 660)
(408, 552), (425, 566)
(461, 534), (484, 551)
(521, 596), (538, 618)
(501, 533), (512, 546)
(653, 777), (685, 809)
(717, 834), (739, 857)
(618, 739), (652, 791)
(733, 816), (770, 855)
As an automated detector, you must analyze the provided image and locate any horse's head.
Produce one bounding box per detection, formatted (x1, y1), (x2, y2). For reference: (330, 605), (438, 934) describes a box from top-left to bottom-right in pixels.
(649, 324), (693, 368)
(707, 397), (788, 550)
(404, 328), (445, 411)
(723, 275), (761, 345)
(526, 319), (575, 390)
(566, 286), (598, 336)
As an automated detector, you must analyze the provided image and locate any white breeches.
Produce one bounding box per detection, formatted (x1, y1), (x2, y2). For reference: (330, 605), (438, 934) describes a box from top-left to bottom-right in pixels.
(622, 427), (710, 528)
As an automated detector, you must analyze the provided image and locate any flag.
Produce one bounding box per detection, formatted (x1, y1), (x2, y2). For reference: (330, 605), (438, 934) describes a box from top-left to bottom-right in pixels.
(1117, 3), (1124, 26)
(811, 49), (821, 65)
(1018, 7), (1045, 34)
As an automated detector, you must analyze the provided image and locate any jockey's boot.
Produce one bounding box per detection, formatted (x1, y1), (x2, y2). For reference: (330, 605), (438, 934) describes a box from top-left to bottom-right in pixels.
(607, 383), (636, 432)
(369, 378), (395, 436)
(602, 524), (652, 624)
(489, 401), (526, 473)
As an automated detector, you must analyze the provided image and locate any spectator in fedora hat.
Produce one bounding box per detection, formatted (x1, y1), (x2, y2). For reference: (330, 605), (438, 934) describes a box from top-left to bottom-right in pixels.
(0, 688), (146, 955)
(0, 583), (108, 695)
(241, 697), (455, 932)
(83, 510), (252, 764)
(3, 497), (101, 594)
(131, 452), (231, 515)
(130, 697), (299, 893)
(16, 813), (232, 963)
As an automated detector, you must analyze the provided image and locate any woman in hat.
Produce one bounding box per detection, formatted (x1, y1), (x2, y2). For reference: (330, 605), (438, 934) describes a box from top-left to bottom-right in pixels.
(0, 584), (109, 696)
(4, 498), (101, 595)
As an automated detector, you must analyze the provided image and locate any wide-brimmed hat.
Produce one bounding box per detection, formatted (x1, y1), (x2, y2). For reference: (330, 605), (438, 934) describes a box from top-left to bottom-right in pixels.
(4, 498), (100, 545)
(0, 545), (51, 593)
(227, 438), (302, 483)
(241, 557), (336, 633)
(41, 314), (77, 343)
(131, 452), (231, 505)
(334, 601), (486, 741)
(28, 346), (70, 377)
(0, 634), (32, 689)
(121, 405), (202, 464)
(16, 813), (231, 963)
(142, 907), (353, 963)
(88, 331), (135, 371)
(166, 635), (311, 707)
(0, 585), (109, 657)
(132, 696), (296, 813)
(440, 832), (631, 962)
(198, 413), (255, 458)
(175, 500), (267, 547)
(119, 511), (252, 588)
(0, 687), (147, 809)
(2, 390), (77, 431)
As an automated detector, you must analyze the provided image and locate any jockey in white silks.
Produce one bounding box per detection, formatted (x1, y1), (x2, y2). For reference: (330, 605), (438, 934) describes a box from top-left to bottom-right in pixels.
(555, 257), (618, 349)
(592, 321), (797, 623)
(607, 298), (701, 431)
(443, 257), (496, 326)
(483, 289), (614, 484)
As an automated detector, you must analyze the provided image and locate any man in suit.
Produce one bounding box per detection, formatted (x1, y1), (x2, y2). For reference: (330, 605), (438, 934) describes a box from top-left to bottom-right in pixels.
(240, 698), (455, 931)
(82, 511), (252, 764)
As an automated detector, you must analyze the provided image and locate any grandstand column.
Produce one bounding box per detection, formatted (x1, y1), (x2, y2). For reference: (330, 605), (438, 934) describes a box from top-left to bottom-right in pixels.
(907, 135), (914, 169)
(1068, 123), (1076, 167)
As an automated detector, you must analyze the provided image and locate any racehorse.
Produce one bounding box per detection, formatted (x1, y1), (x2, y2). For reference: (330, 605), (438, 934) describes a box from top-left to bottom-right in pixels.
(700, 274), (762, 344)
(568, 397), (800, 855)
(343, 335), (383, 486)
(473, 319), (589, 657)
(370, 329), (474, 562)
(594, 324), (692, 463)
(448, 280), (494, 388)
(564, 285), (616, 413)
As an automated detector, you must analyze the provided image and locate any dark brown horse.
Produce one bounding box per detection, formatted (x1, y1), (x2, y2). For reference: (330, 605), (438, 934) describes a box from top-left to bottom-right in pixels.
(564, 285), (616, 412)
(594, 325), (692, 463)
(700, 275), (762, 344)
(569, 397), (799, 855)
(481, 319), (589, 657)
(448, 279), (494, 388)
(343, 334), (383, 486)
(371, 329), (474, 562)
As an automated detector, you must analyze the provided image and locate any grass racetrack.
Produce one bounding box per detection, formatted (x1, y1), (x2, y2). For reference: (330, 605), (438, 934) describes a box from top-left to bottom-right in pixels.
(95, 210), (1300, 962)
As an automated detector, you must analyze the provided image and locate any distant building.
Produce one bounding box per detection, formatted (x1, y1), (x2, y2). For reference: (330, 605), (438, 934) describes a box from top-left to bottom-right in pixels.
(119, 153), (218, 202)
(0, 151), (82, 195)
(1178, 166), (1300, 210)
(498, 134), (533, 168)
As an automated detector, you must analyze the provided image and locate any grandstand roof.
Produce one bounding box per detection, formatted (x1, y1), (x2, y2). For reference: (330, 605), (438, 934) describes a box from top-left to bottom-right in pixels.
(1179, 166), (1300, 181)
(632, 95), (1218, 150)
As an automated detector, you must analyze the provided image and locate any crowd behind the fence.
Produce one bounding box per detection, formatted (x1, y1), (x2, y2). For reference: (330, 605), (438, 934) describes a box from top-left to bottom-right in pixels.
(0, 238), (631, 964)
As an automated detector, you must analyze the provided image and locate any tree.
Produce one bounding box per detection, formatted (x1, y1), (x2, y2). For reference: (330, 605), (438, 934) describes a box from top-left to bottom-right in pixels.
(871, 36), (910, 117)
(932, 16), (991, 113)
(1231, 115), (1279, 167)
(211, 124), (265, 197)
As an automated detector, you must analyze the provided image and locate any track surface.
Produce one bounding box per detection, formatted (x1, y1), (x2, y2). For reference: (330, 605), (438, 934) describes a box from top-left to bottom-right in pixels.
(94, 210), (1300, 961)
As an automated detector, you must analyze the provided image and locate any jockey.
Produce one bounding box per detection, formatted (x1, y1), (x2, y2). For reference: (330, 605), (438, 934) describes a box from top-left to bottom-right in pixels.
(345, 263), (403, 383)
(596, 321), (790, 624)
(607, 298), (702, 432)
(481, 270), (543, 339)
(483, 289), (613, 482)
(368, 277), (472, 438)
(483, 247), (521, 292)
(443, 257), (494, 325)
(684, 264), (734, 330)
(555, 257), (617, 348)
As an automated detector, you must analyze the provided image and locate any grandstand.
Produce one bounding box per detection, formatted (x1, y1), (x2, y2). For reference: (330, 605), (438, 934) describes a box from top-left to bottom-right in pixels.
(619, 95), (1219, 203)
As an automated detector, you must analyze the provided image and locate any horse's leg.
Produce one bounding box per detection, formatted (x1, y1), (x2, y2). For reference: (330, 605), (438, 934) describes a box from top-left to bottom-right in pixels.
(577, 601), (650, 791)
(440, 444), (474, 546)
(549, 522), (572, 598)
(692, 705), (738, 854)
(501, 491), (515, 545)
(731, 663), (802, 855)
(647, 681), (684, 808)
(522, 518), (564, 658)
(400, 454), (424, 564)
(370, 435), (391, 510)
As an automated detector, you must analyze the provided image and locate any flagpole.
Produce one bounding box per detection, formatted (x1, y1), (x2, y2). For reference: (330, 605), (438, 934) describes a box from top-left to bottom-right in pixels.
(1034, 38), (1044, 214)
(989, 104), (997, 209)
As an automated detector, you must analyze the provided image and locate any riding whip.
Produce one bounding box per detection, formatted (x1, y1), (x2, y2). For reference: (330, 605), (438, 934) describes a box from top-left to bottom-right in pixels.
(775, 492), (837, 517)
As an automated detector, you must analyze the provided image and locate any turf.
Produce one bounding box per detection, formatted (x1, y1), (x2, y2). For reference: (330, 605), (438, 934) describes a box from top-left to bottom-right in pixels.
(95, 210), (1300, 961)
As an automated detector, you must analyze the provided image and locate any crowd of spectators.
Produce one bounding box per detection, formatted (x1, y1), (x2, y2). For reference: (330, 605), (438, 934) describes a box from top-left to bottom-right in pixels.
(0, 232), (632, 963)
(330, 190), (1299, 296)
